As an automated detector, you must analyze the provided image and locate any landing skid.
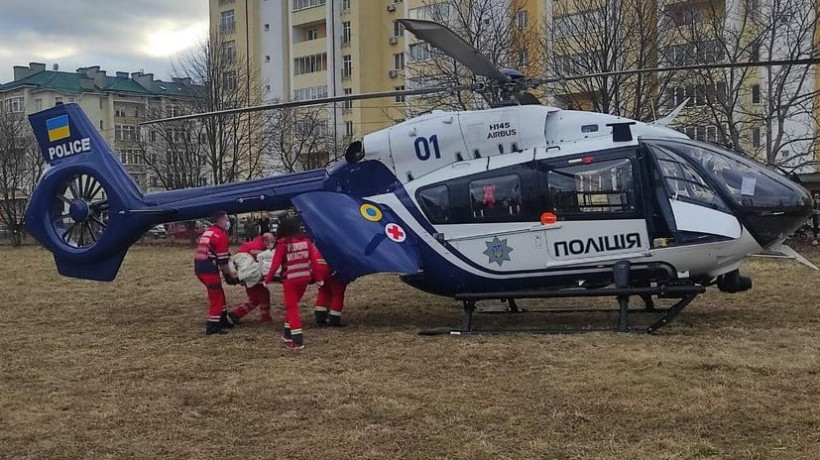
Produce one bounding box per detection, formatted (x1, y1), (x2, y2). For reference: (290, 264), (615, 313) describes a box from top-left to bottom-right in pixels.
(418, 284), (705, 336)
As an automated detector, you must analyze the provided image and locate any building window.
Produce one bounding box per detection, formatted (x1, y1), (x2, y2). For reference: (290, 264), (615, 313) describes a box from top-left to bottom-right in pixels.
(3, 96), (25, 113)
(264, 24), (270, 31)
(408, 3), (450, 22)
(307, 27), (318, 40)
(751, 84), (761, 104)
(342, 55), (352, 77)
(221, 10), (235, 33)
(342, 22), (351, 44)
(342, 0), (350, 10)
(115, 107), (126, 117)
(343, 88), (353, 110)
(149, 130), (157, 142)
(265, 55), (271, 63)
(294, 53), (328, 75)
(293, 0), (326, 11)
(115, 124), (139, 142)
(223, 70), (237, 90)
(345, 121), (354, 137)
(752, 127), (761, 148)
(750, 43), (760, 62)
(394, 86), (406, 102)
(393, 20), (404, 37)
(409, 42), (434, 61)
(34, 98), (42, 111)
(293, 85), (329, 101)
(517, 10), (528, 28)
(223, 40), (236, 63)
(393, 52), (405, 70)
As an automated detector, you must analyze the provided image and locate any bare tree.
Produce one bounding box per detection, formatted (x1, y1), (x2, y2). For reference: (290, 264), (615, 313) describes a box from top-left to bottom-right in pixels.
(546, 0), (678, 121)
(136, 103), (209, 190)
(664, 0), (820, 170)
(264, 104), (338, 174)
(0, 106), (42, 246)
(403, 0), (538, 113)
(172, 30), (266, 185)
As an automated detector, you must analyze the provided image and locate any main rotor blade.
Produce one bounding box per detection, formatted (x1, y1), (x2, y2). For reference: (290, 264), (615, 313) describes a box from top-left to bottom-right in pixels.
(399, 19), (510, 83)
(141, 86), (463, 124)
(538, 58), (820, 86)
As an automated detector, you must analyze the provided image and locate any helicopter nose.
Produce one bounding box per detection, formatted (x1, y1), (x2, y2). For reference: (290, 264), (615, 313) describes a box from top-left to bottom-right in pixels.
(646, 140), (813, 249)
(734, 172), (812, 248)
(698, 151), (812, 248)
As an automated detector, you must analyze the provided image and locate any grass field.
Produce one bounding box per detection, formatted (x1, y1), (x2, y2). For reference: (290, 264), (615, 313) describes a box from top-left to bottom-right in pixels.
(1, 245), (819, 459)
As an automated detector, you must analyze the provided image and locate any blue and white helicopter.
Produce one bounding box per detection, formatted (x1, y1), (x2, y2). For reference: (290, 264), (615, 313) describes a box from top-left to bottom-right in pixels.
(24, 20), (816, 333)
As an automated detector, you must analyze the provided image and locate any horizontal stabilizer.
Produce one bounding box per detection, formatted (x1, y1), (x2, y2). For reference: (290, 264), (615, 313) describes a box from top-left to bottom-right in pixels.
(769, 244), (819, 270)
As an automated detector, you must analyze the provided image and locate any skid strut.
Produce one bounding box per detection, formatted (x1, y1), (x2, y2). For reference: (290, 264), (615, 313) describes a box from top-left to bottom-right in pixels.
(420, 262), (706, 336)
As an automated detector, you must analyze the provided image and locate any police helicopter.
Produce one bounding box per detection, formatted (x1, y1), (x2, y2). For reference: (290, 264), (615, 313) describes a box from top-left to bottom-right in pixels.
(24, 19), (817, 334)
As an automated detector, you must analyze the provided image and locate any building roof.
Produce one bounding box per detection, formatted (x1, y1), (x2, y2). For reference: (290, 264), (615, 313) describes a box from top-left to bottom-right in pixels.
(0, 67), (197, 98)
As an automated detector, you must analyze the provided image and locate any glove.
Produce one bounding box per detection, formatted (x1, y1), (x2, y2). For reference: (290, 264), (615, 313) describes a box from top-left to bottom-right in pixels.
(224, 275), (240, 285)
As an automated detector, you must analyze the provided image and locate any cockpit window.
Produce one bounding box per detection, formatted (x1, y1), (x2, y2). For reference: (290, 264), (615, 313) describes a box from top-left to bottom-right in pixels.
(417, 184), (450, 224)
(469, 174), (522, 219)
(649, 144), (729, 212)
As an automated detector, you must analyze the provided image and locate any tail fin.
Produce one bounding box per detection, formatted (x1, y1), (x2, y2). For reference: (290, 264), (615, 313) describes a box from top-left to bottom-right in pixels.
(26, 103), (328, 281)
(26, 103), (147, 280)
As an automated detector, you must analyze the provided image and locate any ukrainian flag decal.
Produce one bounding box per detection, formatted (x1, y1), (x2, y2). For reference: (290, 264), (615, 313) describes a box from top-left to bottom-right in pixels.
(360, 203), (383, 222)
(46, 115), (70, 142)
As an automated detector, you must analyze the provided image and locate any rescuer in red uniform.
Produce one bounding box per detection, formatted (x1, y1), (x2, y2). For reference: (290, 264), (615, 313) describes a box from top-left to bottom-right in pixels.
(313, 248), (348, 327)
(228, 232), (276, 324)
(194, 211), (239, 335)
(264, 215), (321, 350)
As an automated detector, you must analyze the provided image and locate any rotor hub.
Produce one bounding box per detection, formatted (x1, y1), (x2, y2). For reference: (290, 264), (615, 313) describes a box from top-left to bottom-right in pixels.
(68, 199), (90, 222)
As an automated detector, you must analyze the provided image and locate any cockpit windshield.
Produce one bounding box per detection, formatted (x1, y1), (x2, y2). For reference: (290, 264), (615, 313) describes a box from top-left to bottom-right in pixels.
(646, 140), (807, 210)
(645, 139), (812, 248)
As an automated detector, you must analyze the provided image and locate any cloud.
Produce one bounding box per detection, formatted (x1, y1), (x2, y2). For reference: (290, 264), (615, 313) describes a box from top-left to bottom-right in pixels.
(0, 0), (208, 83)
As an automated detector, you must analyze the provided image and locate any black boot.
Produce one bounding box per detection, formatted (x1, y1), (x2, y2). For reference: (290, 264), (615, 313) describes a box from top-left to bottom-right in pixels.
(205, 321), (227, 335)
(328, 313), (346, 328)
(227, 311), (241, 326)
(314, 308), (329, 326)
(220, 310), (236, 329)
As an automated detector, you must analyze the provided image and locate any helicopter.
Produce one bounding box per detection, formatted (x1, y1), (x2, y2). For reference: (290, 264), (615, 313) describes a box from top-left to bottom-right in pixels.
(23, 19), (816, 334)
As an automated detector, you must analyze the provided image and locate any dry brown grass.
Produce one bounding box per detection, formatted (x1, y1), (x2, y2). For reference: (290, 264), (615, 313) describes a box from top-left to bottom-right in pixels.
(1, 246), (819, 460)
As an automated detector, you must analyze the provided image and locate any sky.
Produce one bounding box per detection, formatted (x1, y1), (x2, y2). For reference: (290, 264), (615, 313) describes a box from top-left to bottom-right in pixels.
(0, 0), (209, 84)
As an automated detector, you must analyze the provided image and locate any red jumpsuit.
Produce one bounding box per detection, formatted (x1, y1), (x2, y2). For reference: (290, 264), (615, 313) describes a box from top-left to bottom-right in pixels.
(230, 236), (272, 322)
(264, 235), (320, 347)
(314, 249), (348, 326)
(194, 225), (231, 331)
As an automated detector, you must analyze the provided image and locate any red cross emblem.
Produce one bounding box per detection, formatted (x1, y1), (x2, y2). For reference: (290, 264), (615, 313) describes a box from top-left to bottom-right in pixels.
(385, 223), (406, 242)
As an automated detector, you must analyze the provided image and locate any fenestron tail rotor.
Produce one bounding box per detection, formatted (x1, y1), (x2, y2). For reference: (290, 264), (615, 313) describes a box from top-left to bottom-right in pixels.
(51, 173), (109, 249)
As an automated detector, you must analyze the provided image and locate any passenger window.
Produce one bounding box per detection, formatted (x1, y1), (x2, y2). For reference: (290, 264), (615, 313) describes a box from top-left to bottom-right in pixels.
(548, 158), (635, 214)
(469, 174), (522, 219)
(417, 184), (450, 224)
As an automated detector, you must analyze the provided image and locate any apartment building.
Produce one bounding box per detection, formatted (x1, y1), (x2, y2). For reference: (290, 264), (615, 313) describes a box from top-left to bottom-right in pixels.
(0, 62), (198, 191)
(211, 0), (419, 146)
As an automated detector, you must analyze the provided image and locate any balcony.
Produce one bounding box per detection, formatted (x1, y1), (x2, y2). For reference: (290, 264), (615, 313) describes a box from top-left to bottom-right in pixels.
(293, 3), (326, 27)
(293, 39), (327, 58)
